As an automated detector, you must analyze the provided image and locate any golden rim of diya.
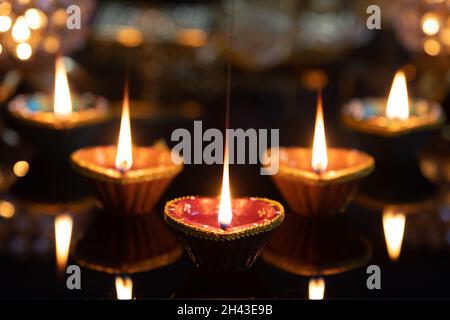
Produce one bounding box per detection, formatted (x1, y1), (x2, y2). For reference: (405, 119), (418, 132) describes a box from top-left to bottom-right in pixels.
(76, 246), (183, 274)
(341, 98), (445, 137)
(70, 145), (183, 184)
(274, 147), (375, 187)
(164, 196), (285, 241)
(8, 95), (112, 130)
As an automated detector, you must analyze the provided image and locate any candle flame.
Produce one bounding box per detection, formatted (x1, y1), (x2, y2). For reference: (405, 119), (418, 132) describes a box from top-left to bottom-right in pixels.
(115, 276), (133, 300)
(382, 209), (406, 261)
(311, 93), (328, 173)
(218, 142), (232, 229)
(55, 213), (73, 273)
(53, 56), (72, 117)
(386, 71), (409, 120)
(308, 277), (325, 300)
(115, 83), (133, 172)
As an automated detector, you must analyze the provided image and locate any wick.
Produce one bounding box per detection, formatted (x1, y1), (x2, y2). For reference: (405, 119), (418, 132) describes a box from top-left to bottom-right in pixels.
(117, 161), (129, 174)
(313, 167), (326, 175)
(220, 223), (229, 231)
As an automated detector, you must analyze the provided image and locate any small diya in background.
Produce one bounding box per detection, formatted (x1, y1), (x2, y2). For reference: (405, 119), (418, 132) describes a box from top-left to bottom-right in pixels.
(341, 70), (445, 194)
(164, 146), (284, 271)
(268, 94), (374, 216)
(71, 83), (183, 215)
(6, 56), (112, 203)
(7, 56), (111, 158)
(262, 213), (372, 299)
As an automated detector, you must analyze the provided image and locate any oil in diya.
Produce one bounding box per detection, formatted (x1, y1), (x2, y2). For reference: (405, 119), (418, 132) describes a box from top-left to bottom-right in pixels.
(268, 94), (374, 216)
(164, 144), (284, 271)
(71, 84), (183, 215)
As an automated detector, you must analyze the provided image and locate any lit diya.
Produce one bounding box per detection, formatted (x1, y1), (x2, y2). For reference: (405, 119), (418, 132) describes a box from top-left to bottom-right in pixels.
(164, 145), (284, 271)
(71, 84), (183, 215)
(8, 56), (110, 131)
(341, 70), (445, 163)
(269, 94), (374, 216)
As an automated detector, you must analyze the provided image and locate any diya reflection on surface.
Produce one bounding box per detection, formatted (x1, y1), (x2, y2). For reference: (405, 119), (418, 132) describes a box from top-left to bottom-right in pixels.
(269, 94), (374, 216)
(71, 84), (183, 215)
(164, 142), (284, 271)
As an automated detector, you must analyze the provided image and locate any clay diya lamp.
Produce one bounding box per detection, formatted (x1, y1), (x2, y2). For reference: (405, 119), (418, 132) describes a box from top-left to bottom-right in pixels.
(75, 211), (182, 274)
(7, 56), (111, 160)
(269, 95), (374, 216)
(164, 149), (284, 271)
(341, 70), (445, 170)
(71, 85), (183, 215)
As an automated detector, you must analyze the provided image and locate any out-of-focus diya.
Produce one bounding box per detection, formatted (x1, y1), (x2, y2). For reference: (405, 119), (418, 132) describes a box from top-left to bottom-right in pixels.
(71, 84), (183, 215)
(269, 94), (374, 216)
(262, 213), (372, 276)
(8, 56), (110, 131)
(164, 149), (284, 271)
(341, 70), (445, 164)
(75, 211), (182, 274)
(7, 56), (111, 160)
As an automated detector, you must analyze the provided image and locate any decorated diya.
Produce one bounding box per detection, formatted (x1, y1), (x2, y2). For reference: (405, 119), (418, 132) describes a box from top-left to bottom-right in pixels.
(269, 94), (374, 216)
(71, 84), (183, 215)
(164, 144), (284, 271)
(75, 211), (182, 274)
(262, 213), (372, 276)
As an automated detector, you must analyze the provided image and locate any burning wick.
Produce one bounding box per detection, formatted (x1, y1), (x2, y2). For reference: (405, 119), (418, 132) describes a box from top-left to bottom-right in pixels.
(218, 141), (232, 230)
(115, 82), (133, 172)
(53, 56), (72, 118)
(115, 275), (133, 300)
(308, 277), (325, 300)
(386, 70), (409, 120)
(311, 93), (328, 174)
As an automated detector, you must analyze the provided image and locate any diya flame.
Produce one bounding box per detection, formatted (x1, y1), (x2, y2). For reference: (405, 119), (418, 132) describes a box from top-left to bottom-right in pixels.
(54, 56), (72, 117)
(218, 140), (233, 229)
(115, 83), (133, 172)
(386, 70), (409, 120)
(312, 93), (328, 173)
